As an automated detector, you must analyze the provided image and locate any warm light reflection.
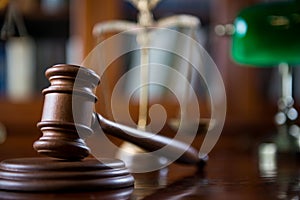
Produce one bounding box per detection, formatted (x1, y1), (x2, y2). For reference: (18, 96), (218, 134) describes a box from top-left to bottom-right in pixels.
(259, 143), (277, 178)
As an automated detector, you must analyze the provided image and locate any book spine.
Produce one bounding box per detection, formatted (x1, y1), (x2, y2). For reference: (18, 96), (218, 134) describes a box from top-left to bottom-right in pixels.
(6, 37), (36, 101)
(0, 41), (6, 96)
(35, 38), (66, 92)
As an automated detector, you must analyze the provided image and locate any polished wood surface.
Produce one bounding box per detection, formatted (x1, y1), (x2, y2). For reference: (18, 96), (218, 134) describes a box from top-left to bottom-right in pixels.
(1, 123), (299, 199)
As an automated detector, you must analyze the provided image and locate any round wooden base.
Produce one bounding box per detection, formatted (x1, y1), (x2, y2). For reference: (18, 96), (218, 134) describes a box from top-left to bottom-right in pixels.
(0, 157), (134, 192)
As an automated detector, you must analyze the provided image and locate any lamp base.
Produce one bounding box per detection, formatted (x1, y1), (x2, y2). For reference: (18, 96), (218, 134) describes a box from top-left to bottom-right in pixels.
(0, 157), (134, 192)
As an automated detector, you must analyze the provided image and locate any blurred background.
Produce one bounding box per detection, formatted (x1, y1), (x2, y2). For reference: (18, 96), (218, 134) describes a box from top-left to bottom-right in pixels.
(0, 0), (299, 152)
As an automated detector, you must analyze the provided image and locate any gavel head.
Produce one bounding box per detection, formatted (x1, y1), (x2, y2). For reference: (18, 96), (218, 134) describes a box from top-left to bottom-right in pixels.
(33, 64), (100, 160)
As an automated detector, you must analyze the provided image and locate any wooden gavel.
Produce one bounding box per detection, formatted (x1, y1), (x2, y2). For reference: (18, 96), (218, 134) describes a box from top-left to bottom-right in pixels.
(33, 64), (206, 166)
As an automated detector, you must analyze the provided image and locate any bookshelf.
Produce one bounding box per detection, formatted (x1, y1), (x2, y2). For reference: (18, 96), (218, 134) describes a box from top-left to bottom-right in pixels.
(0, 0), (70, 140)
(0, 97), (42, 126)
(0, 0), (122, 140)
(0, 0), (69, 99)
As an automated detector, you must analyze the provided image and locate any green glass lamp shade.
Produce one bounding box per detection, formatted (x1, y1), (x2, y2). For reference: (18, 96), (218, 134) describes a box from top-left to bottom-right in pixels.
(231, 0), (300, 66)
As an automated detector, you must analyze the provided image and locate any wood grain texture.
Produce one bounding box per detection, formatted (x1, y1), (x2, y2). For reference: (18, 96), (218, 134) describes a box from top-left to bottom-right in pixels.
(0, 157), (134, 192)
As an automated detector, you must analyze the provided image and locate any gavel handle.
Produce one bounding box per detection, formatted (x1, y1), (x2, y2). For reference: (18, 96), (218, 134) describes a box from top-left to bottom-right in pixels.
(94, 113), (207, 166)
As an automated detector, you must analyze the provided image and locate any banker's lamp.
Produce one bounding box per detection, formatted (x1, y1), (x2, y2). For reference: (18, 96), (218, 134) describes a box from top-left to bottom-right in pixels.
(226, 0), (300, 127)
(217, 0), (300, 151)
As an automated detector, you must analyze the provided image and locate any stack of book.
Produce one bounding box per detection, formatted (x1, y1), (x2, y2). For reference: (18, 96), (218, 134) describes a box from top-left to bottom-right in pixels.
(0, 37), (66, 101)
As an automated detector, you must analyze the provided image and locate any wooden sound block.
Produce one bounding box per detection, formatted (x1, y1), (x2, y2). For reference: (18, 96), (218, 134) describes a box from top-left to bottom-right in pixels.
(0, 157), (134, 192)
(0, 187), (134, 200)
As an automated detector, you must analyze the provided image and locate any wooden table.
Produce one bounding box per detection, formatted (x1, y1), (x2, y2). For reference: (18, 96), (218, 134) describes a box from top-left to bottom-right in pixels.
(0, 123), (300, 199)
